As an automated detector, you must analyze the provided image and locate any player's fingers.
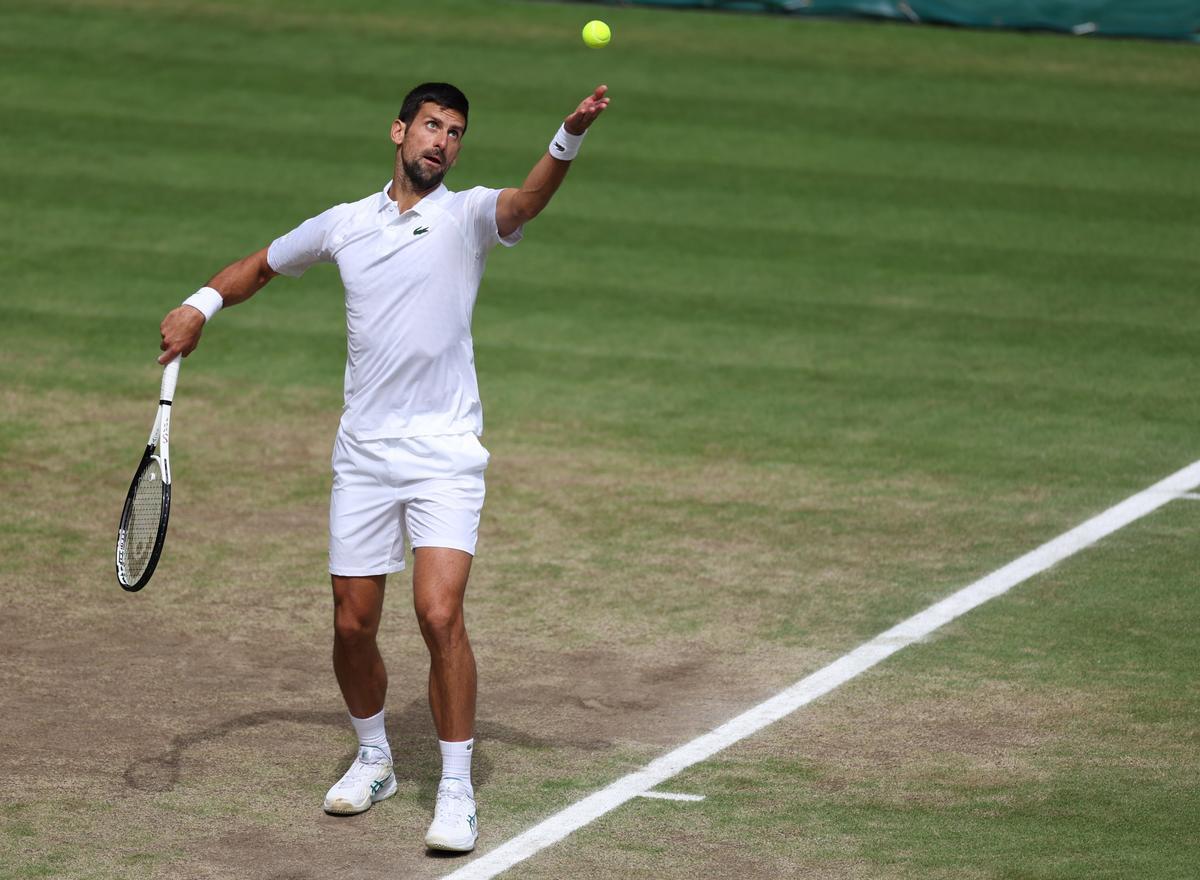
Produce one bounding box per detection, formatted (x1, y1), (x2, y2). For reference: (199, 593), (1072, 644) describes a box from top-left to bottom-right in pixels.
(578, 89), (606, 111)
(158, 331), (187, 361)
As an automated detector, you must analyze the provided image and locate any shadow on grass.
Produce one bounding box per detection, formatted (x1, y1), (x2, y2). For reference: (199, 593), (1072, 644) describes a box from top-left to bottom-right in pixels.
(123, 698), (565, 796)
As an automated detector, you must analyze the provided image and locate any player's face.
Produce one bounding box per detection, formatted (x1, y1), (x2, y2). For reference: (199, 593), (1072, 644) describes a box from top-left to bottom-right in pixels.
(394, 102), (466, 191)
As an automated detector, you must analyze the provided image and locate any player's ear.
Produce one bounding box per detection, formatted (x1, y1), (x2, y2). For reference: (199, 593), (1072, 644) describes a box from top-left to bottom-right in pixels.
(390, 118), (405, 147)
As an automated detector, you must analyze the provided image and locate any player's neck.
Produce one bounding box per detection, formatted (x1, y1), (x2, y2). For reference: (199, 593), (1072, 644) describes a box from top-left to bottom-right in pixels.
(389, 175), (438, 213)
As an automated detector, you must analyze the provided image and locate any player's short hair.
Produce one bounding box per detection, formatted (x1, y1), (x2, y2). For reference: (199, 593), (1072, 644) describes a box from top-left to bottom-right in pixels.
(398, 83), (469, 133)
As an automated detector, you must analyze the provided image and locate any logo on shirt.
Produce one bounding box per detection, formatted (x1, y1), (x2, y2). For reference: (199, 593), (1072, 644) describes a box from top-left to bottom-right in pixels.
(413, 226), (430, 236)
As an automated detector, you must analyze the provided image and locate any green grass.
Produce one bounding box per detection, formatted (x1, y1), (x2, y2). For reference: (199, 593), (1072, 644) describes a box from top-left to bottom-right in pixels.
(1, 1), (1198, 878)
(515, 504), (1200, 879)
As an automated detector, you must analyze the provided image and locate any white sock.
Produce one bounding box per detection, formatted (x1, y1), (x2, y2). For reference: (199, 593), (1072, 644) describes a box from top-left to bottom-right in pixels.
(439, 738), (474, 792)
(350, 709), (391, 761)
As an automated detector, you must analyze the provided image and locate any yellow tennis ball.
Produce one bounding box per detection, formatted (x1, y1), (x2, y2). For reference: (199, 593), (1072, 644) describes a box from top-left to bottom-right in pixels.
(582, 20), (611, 49)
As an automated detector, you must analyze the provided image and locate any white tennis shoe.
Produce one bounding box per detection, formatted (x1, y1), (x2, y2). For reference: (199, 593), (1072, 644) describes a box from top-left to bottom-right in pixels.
(424, 778), (478, 851)
(322, 745), (397, 815)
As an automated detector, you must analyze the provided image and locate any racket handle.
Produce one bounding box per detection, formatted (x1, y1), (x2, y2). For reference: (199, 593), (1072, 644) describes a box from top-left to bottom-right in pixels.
(159, 356), (181, 403)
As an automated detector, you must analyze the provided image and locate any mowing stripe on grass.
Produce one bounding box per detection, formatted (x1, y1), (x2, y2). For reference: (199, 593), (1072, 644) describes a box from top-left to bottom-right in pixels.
(444, 459), (1200, 880)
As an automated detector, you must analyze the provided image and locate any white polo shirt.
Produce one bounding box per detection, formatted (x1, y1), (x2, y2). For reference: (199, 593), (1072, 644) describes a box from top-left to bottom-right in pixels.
(267, 182), (522, 440)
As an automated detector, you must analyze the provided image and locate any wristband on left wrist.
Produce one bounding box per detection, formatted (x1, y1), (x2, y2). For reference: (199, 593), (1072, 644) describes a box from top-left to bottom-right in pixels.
(548, 123), (586, 161)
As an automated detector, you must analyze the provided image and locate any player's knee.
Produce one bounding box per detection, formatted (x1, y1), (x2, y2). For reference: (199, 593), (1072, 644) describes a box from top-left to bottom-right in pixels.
(333, 606), (378, 647)
(416, 602), (464, 647)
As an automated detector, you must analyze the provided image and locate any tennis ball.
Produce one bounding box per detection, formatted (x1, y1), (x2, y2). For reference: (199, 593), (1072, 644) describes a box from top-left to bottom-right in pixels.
(582, 20), (611, 49)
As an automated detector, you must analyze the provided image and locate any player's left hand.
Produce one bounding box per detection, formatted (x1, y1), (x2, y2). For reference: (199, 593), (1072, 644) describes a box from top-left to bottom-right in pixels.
(564, 85), (610, 136)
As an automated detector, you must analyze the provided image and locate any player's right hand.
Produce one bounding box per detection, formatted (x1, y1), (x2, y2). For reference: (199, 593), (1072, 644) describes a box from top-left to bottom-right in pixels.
(158, 305), (206, 364)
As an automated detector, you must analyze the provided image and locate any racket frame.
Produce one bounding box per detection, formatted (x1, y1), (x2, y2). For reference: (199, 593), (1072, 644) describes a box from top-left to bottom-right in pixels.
(116, 358), (180, 591)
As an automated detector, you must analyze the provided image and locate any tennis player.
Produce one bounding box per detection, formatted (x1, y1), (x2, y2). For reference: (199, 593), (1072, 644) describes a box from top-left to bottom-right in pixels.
(157, 82), (610, 852)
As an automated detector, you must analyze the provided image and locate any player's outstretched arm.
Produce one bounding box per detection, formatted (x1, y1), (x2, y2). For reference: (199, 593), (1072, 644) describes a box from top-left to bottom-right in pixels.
(158, 246), (278, 364)
(496, 85), (610, 239)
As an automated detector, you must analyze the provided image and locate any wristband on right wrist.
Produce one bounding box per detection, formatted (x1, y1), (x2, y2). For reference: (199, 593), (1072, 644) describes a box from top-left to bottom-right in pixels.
(548, 123), (586, 161)
(182, 286), (223, 322)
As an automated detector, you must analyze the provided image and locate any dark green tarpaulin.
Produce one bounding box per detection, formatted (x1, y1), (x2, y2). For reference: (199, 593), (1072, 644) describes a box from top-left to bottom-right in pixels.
(602, 1), (1200, 41)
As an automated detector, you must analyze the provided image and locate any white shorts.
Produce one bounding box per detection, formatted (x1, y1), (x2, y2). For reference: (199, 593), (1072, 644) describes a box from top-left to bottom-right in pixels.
(328, 430), (489, 577)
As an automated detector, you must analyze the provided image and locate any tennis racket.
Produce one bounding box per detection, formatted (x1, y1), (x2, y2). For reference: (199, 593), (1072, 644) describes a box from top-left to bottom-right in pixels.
(115, 356), (181, 591)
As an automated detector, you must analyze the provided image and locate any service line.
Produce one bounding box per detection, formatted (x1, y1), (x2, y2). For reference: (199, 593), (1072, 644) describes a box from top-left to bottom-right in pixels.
(443, 459), (1200, 880)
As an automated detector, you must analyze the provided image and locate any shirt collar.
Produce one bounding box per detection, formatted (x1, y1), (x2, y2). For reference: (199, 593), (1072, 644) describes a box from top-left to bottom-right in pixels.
(378, 180), (450, 215)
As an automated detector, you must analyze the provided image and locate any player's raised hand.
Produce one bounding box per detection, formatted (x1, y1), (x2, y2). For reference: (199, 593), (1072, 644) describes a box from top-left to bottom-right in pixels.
(564, 85), (610, 136)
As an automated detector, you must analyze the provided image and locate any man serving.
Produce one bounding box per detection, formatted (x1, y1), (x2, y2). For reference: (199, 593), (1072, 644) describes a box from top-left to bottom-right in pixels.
(157, 82), (610, 852)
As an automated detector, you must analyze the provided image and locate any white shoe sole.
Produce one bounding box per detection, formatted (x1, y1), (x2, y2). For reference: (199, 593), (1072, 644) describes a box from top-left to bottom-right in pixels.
(424, 831), (477, 852)
(323, 772), (397, 815)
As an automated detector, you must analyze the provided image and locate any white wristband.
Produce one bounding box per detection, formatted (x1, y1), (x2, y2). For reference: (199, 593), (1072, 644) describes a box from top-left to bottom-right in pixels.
(548, 123), (586, 161)
(182, 286), (223, 322)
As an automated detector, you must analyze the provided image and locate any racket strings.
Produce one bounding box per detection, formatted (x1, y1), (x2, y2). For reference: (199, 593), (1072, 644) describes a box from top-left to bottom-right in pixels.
(121, 460), (166, 580)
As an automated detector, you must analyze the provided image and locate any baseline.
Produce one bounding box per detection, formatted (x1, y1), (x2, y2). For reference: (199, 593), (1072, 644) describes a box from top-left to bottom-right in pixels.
(444, 459), (1200, 880)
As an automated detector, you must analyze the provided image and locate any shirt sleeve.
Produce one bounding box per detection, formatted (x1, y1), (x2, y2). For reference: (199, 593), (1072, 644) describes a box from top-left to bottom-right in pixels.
(465, 186), (523, 251)
(266, 204), (346, 277)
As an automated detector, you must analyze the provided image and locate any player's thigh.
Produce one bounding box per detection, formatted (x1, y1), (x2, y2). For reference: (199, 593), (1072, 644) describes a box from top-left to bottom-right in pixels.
(412, 547), (473, 629)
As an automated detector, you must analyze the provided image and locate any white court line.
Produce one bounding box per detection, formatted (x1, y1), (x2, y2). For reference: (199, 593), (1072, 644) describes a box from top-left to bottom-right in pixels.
(639, 791), (706, 802)
(444, 460), (1200, 880)
(1181, 492), (1200, 501)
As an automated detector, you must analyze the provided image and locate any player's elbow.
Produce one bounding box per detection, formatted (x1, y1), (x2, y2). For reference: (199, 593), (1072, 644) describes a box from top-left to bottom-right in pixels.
(252, 248), (278, 287)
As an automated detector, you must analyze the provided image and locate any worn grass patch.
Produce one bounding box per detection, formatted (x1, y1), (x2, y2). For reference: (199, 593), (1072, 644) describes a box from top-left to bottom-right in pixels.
(2, 0), (1198, 877)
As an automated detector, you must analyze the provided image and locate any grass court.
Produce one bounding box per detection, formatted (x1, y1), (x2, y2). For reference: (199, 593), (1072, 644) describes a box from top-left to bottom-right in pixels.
(1, 0), (1198, 877)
